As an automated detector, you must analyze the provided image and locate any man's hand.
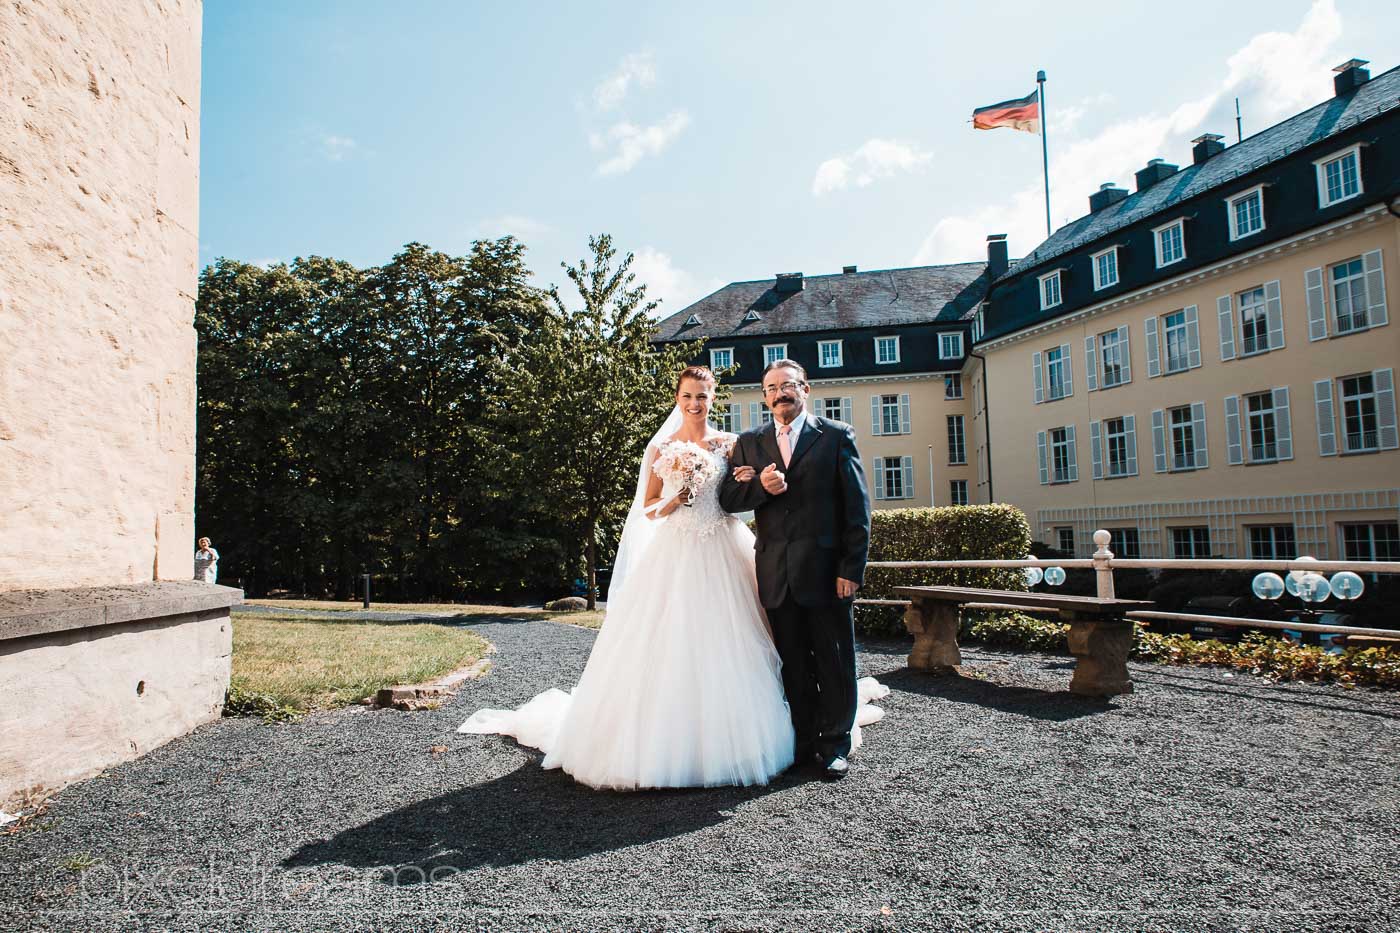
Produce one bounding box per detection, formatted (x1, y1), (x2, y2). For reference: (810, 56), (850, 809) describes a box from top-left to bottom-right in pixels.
(732, 465), (756, 483)
(760, 463), (788, 495)
(836, 577), (859, 599)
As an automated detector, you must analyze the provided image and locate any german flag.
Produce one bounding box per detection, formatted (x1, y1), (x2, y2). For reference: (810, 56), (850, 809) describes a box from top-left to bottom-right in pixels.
(972, 90), (1040, 134)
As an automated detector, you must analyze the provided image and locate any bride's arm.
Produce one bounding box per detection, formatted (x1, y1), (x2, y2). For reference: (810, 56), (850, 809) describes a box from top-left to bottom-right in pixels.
(643, 469), (686, 519)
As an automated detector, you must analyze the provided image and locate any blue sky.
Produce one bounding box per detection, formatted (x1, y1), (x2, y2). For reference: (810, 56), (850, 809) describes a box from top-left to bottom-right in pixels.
(200, 0), (1396, 314)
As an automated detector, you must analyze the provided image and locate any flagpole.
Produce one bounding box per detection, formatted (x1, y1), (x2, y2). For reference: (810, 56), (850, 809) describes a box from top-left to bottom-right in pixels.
(1037, 69), (1050, 236)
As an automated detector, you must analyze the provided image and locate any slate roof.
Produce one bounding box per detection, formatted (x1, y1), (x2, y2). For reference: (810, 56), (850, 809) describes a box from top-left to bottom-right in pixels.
(653, 262), (988, 342)
(1001, 64), (1400, 281)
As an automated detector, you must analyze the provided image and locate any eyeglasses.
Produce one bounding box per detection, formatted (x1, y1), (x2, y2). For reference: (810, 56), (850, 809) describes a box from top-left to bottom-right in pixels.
(762, 381), (804, 397)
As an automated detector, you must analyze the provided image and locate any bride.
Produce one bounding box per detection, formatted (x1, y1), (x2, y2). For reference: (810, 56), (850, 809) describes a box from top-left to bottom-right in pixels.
(459, 366), (885, 790)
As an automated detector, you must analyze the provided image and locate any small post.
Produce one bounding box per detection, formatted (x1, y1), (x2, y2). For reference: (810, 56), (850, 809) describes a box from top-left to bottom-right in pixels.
(362, 573), (371, 609)
(1092, 529), (1115, 599)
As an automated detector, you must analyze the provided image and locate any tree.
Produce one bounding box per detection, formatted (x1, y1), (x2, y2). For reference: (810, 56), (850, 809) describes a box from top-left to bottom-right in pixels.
(487, 234), (701, 609)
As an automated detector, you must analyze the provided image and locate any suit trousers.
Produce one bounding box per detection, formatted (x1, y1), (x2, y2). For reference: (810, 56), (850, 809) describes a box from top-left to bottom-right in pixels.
(766, 594), (858, 761)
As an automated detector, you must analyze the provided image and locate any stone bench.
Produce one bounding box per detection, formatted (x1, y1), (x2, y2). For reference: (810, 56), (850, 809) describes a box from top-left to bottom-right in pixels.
(895, 585), (1154, 697)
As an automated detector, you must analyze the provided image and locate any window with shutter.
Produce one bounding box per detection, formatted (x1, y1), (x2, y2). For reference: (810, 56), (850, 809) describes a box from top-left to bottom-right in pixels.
(1313, 379), (1337, 456)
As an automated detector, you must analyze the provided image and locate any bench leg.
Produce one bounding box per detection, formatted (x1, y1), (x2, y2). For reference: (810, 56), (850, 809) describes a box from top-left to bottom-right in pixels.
(1066, 618), (1134, 696)
(903, 601), (961, 672)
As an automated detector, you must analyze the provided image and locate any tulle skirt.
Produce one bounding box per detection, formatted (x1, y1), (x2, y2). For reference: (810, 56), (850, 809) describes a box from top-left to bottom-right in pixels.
(460, 516), (886, 790)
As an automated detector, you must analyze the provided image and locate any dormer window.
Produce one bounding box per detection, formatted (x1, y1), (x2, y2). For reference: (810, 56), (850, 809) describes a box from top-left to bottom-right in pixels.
(1153, 219), (1186, 268)
(684, 314), (702, 326)
(1092, 247), (1119, 291)
(1315, 144), (1362, 208)
(743, 309), (761, 322)
(709, 347), (733, 371)
(1226, 185), (1265, 240)
(1038, 270), (1062, 310)
(875, 335), (900, 364)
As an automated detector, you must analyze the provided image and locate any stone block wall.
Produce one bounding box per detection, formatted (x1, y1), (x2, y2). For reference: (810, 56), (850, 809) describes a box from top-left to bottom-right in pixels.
(0, 0), (203, 590)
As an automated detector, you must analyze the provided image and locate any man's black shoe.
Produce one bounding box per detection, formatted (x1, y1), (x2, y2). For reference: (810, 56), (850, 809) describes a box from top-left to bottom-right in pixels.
(822, 756), (849, 780)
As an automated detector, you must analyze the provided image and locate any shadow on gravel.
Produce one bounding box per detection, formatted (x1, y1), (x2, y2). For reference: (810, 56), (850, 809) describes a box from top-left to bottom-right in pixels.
(879, 667), (1116, 722)
(282, 758), (785, 882)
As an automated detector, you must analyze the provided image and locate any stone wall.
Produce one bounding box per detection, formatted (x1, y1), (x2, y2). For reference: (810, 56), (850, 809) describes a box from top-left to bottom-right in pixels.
(0, 0), (203, 590)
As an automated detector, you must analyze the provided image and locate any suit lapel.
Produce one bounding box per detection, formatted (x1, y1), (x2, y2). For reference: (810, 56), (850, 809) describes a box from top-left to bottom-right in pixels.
(785, 415), (823, 472)
(759, 419), (784, 466)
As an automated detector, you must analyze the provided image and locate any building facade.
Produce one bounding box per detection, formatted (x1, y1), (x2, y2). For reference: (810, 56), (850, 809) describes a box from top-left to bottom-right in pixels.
(653, 259), (993, 509)
(971, 59), (1400, 560)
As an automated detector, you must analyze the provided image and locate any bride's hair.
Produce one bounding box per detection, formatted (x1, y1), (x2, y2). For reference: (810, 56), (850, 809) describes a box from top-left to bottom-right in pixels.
(675, 365), (717, 391)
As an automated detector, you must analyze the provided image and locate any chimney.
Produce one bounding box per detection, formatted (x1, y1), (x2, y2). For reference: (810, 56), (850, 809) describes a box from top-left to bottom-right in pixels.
(1333, 58), (1370, 96)
(842, 265), (857, 274)
(986, 234), (1009, 279)
(1134, 158), (1179, 192)
(1191, 133), (1226, 165)
(774, 272), (804, 293)
(1089, 182), (1129, 213)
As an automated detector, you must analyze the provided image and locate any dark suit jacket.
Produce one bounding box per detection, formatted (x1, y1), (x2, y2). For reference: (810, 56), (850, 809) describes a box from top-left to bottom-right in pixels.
(719, 414), (871, 609)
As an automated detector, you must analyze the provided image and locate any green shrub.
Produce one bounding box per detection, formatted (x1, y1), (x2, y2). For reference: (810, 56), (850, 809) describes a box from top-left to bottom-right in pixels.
(964, 609), (1068, 652)
(857, 504), (1031, 636)
(223, 685), (300, 722)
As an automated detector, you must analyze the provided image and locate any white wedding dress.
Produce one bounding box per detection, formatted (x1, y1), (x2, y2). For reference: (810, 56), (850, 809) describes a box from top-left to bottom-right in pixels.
(459, 434), (887, 790)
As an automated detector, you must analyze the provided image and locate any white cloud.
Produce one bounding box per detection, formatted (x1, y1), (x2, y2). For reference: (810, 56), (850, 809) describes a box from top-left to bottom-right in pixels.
(628, 247), (721, 315)
(912, 0), (1343, 265)
(320, 134), (357, 161)
(812, 138), (933, 196)
(476, 214), (555, 239)
(593, 52), (656, 111)
(591, 111), (692, 176)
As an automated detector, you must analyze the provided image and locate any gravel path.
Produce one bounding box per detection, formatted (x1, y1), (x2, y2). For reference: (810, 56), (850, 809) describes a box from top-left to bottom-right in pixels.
(2, 614), (1397, 932)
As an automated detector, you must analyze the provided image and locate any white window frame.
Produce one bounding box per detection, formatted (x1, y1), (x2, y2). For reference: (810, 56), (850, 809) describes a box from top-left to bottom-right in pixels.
(1153, 219), (1186, 268)
(1245, 390), (1280, 463)
(1104, 416), (1130, 477)
(711, 402), (739, 433)
(763, 343), (788, 367)
(939, 332), (964, 359)
(1339, 373), (1380, 453)
(947, 415), (966, 465)
(708, 347), (733, 371)
(1098, 329), (1125, 387)
(1171, 526), (1211, 559)
(1056, 527), (1075, 554)
(1045, 345), (1070, 400)
(1162, 309), (1190, 374)
(1330, 257), (1369, 335)
(879, 394), (902, 435)
(1226, 185), (1266, 241)
(1050, 427), (1074, 484)
(949, 479), (968, 506)
(1092, 247), (1119, 291)
(817, 339), (843, 368)
(1039, 270), (1062, 310)
(1314, 144), (1363, 208)
(1248, 525), (1297, 560)
(875, 336), (900, 364)
(1237, 286), (1270, 356)
(944, 373), (963, 400)
(1169, 405), (1197, 471)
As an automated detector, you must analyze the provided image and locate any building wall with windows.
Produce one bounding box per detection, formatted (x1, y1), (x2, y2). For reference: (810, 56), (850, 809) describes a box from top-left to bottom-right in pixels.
(973, 61), (1400, 560)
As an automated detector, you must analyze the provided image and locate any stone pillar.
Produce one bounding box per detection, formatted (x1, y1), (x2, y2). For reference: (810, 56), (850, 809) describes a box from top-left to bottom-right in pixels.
(903, 600), (962, 672)
(1066, 617), (1135, 697)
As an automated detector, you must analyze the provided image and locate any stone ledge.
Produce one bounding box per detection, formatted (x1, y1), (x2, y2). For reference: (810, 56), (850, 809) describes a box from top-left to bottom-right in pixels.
(0, 582), (243, 643)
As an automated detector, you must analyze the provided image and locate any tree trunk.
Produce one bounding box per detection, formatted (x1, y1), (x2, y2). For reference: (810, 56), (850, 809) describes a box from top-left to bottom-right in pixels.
(585, 526), (597, 611)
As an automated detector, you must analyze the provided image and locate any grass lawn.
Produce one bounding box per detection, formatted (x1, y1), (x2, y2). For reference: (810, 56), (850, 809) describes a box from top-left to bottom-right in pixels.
(230, 612), (492, 713)
(245, 598), (605, 628)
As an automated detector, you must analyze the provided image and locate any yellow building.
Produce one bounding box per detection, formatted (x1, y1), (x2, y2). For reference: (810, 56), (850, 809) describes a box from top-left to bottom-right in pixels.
(969, 59), (1399, 561)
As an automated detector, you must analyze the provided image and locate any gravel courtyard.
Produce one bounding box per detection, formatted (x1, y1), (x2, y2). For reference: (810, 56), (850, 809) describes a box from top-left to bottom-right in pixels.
(2, 611), (1397, 932)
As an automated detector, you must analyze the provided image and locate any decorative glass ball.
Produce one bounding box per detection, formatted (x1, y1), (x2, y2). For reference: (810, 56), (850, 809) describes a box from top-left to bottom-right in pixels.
(1023, 566), (1044, 587)
(1251, 572), (1285, 600)
(1330, 571), (1365, 600)
(1298, 573), (1331, 603)
(1284, 572), (1301, 597)
(1287, 556), (1319, 585)
(1044, 566), (1067, 587)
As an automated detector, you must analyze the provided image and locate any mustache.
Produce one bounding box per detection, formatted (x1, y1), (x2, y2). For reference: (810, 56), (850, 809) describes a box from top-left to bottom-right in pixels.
(774, 396), (796, 405)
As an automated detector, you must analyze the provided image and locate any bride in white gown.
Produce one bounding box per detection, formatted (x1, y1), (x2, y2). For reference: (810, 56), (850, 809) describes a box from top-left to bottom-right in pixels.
(460, 366), (886, 790)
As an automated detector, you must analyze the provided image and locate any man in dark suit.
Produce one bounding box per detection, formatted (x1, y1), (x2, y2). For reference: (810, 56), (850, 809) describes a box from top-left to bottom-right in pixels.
(719, 359), (871, 780)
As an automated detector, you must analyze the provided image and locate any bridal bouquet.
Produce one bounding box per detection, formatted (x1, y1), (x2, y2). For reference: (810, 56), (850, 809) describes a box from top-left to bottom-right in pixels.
(652, 442), (719, 507)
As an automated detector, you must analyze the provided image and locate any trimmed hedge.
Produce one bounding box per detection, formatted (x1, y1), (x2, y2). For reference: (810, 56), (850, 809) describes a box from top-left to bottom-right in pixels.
(857, 504), (1032, 636)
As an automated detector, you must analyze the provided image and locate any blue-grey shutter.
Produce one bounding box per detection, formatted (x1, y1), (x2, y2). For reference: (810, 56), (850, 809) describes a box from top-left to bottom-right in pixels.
(1032, 351), (1044, 403)
(1224, 395), (1243, 464)
(1124, 414), (1138, 476)
(1217, 294), (1236, 361)
(1090, 420), (1103, 479)
(749, 402), (761, 428)
(870, 396), (881, 436)
(901, 456), (914, 500)
(1151, 409), (1167, 473)
(873, 457), (886, 500)
(1184, 305), (1201, 369)
(899, 394), (911, 434)
(732, 403), (743, 431)
(1065, 424), (1078, 482)
(1117, 325), (1132, 383)
(1145, 318), (1161, 378)
(1085, 336), (1099, 391)
(1037, 431), (1048, 485)
(841, 396), (852, 427)
(1273, 387), (1293, 461)
(1264, 280), (1285, 349)
(1314, 379), (1337, 456)
(1191, 401), (1208, 468)
(1376, 368), (1398, 450)
(1363, 250), (1388, 327)
(1305, 267), (1329, 341)
(1060, 343), (1073, 397)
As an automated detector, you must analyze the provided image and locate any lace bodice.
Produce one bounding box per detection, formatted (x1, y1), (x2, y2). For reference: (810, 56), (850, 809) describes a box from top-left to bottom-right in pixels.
(653, 437), (735, 538)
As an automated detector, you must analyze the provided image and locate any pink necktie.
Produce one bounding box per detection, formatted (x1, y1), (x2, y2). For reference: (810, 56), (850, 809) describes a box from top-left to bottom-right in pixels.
(777, 423), (792, 468)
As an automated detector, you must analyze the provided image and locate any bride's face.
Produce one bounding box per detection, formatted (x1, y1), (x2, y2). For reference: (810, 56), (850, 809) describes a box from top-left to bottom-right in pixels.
(676, 377), (715, 422)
